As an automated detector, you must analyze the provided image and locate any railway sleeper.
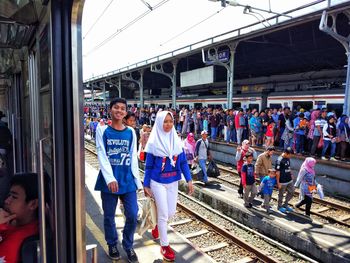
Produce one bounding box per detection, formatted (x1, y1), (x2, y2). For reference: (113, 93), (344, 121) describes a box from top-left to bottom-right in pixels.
(201, 242), (229, 253)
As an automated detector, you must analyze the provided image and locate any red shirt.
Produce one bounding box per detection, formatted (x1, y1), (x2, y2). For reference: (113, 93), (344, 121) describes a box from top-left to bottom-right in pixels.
(0, 220), (39, 263)
(237, 148), (249, 173)
(265, 124), (274, 137)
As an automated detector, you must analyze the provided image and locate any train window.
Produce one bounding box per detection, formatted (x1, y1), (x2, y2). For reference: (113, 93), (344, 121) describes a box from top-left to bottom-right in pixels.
(269, 103), (282, 109)
(194, 103), (202, 109)
(327, 103), (343, 116)
(232, 102), (241, 110)
(249, 104), (259, 112)
(292, 101), (313, 111)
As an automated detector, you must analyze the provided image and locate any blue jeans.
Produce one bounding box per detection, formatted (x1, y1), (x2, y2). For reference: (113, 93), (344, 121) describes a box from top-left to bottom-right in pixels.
(101, 191), (138, 249)
(211, 127), (217, 140)
(198, 159), (208, 183)
(226, 129), (236, 143)
(295, 134), (305, 153)
(322, 140), (336, 158)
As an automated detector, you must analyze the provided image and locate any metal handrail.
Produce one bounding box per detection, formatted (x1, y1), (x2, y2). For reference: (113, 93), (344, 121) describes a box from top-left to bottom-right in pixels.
(39, 137), (50, 263)
(86, 244), (98, 263)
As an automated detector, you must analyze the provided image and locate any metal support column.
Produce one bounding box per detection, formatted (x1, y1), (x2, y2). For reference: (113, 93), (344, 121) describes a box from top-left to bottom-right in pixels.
(202, 43), (238, 109)
(320, 10), (350, 116)
(90, 82), (94, 102)
(122, 69), (144, 108)
(118, 77), (121, 97)
(150, 60), (178, 109)
(102, 81), (106, 106)
(228, 44), (237, 109)
(105, 77), (122, 98)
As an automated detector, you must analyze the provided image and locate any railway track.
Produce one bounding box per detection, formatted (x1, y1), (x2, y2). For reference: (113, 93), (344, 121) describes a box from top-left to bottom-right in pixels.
(216, 165), (350, 229)
(84, 143), (315, 263)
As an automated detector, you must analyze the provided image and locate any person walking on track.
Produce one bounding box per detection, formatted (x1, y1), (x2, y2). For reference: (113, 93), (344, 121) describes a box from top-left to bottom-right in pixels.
(294, 157), (318, 218)
(143, 110), (194, 262)
(275, 147), (295, 213)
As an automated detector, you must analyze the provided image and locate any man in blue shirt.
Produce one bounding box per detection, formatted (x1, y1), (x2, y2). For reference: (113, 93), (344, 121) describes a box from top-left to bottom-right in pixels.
(95, 98), (142, 263)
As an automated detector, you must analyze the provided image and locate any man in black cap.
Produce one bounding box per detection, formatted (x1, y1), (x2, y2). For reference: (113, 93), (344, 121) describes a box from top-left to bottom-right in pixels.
(275, 147), (294, 213)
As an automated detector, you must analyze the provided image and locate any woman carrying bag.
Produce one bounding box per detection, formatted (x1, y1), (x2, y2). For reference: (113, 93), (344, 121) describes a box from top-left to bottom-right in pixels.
(143, 111), (194, 261)
(184, 133), (196, 169)
(294, 157), (319, 218)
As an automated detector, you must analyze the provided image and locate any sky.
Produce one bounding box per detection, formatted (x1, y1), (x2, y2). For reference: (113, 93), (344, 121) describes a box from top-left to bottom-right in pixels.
(81, 0), (344, 81)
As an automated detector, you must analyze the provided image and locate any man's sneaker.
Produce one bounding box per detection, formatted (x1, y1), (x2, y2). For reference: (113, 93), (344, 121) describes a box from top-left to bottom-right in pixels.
(278, 207), (287, 213)
(285, 206), (294, 212)
(321, 157), (327, 160)
(151, 225), (159, 239)
(330, 157), (338, 161)
(125, 248), (138, 263)
(108, 244), (121, 260)
(161, 245), (175, 261)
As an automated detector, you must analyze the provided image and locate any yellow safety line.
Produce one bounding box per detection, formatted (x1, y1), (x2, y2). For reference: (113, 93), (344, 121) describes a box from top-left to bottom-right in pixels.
(85, 212), (108, 254)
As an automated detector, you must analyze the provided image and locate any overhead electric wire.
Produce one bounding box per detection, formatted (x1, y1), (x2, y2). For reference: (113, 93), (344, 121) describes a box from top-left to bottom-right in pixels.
(140, 0), (153, 10)
(83, 0), (114, 40)
(84, 0), (169, 57)
(160, 7), (226, 47)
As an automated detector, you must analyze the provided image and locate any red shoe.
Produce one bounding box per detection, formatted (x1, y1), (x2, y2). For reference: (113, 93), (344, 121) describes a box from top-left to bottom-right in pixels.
(151, 225), (159, 239)
(161, 245), (175, 261)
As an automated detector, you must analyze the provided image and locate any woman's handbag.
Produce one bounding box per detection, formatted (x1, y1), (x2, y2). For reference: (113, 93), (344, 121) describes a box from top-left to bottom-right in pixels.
(137, 197), (157, 236)
(317, 184), (324, 199)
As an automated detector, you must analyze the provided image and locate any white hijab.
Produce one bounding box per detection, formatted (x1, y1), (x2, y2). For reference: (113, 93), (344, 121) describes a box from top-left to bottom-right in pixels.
(144, 111), (183, 166)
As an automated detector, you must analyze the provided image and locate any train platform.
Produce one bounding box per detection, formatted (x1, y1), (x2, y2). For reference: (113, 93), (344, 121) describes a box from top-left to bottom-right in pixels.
(85, 162), (214, 263)
(210, 140), (350, 198)
(178, 179), (350, 263)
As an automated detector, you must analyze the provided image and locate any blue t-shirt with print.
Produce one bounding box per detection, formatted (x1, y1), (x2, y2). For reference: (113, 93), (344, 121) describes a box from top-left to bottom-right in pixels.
(94, 126), (137, 194)
(261, 176), (277, 195)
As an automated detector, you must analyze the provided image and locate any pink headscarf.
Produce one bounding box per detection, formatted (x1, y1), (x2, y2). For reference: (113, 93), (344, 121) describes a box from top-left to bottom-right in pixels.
(185, 133), (196, 151)
(298, 157), (316, 177)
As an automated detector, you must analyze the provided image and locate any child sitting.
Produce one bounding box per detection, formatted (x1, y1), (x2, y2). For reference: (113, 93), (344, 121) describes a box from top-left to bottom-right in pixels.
(241, 152), (257, 208)
(259, 168), (277, 214)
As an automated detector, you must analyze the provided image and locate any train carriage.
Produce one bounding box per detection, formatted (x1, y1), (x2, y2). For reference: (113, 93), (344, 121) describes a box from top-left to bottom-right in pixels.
(0, 1), (85, 262)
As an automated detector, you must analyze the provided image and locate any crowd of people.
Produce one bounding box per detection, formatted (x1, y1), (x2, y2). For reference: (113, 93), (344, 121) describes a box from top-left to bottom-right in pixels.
(85, 103), (350, 161)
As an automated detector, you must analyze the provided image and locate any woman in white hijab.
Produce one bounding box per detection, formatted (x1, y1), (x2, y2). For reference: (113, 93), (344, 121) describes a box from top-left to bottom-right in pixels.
(144, 111), (193, 262)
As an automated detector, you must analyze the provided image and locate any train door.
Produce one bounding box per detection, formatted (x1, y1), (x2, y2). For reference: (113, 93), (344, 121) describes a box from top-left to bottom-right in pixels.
(327, 103), (343, 116)
(36, 24), (56, 263)
(292, 101), (313, 111)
